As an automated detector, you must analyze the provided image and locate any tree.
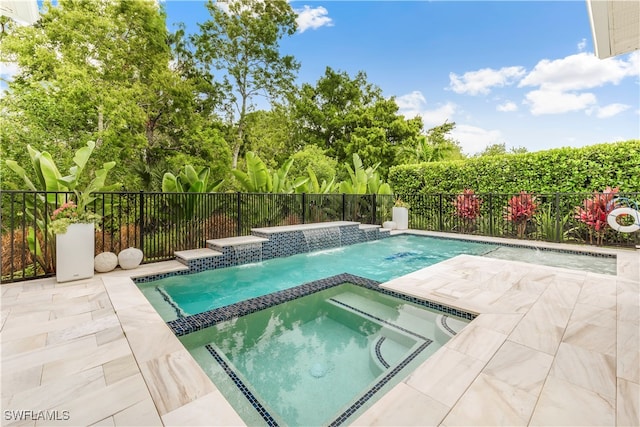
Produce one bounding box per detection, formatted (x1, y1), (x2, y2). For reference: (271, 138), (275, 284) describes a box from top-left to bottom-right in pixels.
(419, 121), (464, 162)
(475, 142), (528, 157)
(193, 0), (300, 169)
(291, 67), (423, 177)
(0, 0), (217, 190)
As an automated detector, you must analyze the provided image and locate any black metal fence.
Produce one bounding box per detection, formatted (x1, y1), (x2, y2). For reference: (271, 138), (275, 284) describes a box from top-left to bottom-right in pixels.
(2, 190), (638, 283)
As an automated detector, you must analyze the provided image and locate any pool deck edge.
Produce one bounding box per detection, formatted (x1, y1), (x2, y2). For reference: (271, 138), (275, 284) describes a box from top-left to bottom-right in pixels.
(1, 232), (638, 426)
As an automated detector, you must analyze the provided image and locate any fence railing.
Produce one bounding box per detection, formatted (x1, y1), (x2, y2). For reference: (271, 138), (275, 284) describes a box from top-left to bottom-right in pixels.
(2, 190), (638, 283)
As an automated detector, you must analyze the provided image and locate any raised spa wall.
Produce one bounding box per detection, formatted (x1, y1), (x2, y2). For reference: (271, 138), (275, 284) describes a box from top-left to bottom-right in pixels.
(133, 221), (389, 284)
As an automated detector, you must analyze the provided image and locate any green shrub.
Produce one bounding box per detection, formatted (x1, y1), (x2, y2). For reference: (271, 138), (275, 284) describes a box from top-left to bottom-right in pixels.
(389, 140), (640, 194)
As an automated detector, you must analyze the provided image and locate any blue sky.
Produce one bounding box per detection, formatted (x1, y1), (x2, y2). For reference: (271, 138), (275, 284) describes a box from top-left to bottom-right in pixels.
(164, 0), (639, 155)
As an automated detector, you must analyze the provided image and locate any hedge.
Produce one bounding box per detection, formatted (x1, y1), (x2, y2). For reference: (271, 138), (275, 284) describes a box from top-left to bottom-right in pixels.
(389, 140), (640, 194)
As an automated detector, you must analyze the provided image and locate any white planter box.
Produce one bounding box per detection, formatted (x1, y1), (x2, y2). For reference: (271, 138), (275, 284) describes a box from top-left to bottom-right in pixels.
(392, 207), (409, 230)
(56, 223), (95, 282)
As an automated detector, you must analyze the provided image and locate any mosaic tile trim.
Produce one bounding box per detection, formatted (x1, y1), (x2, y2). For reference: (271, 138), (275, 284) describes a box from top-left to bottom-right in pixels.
(193, 274), (441, 427)
(374, 337), (390, 369)
(167, 273), (378, 336)
(132, 269), (189, 284)
(205, 345), (279, 427)
(155, 286), (185, 319)
(328, 298), (431, 341)
(440, 315), (457, 336)
(167, 273), (477, 336)
(328, 340), (432, 427)
(423, 234), (617, 259)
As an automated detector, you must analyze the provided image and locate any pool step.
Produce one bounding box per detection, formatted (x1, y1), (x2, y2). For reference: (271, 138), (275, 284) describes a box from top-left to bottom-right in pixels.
(174, 248), (223, 266)
(206, 235), (269, 251)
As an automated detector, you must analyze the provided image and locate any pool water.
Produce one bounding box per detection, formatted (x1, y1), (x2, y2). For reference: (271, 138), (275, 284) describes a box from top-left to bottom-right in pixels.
(180, 283), (464, 426)
(140, 235), (493, 320)
(139, 235), (616, 322)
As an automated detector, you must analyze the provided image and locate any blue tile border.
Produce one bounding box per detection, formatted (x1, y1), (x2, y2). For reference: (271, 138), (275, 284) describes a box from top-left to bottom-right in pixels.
(205, 345), (279, 427)
(194, 274), (451, 427)
(167, 273), (476, 336)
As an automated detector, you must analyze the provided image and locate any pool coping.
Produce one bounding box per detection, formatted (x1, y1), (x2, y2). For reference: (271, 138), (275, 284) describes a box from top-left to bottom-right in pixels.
(1, 231), (638, 425)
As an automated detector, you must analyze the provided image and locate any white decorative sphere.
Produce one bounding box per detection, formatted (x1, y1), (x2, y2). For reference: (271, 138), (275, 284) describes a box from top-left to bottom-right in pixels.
(118, 247), (143, 270)
(94, 252), (118, 273)
(382, 221), (397, 230)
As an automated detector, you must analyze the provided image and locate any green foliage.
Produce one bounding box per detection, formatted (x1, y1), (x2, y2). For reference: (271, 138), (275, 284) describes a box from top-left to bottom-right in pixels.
(4, 141), (119, 272)
(232, 152), (308, 193)
(290, 67), (424, 177)
(0, 0), (221, 191)
(193, 0), (300, 168)
(337, 154), (393, 195)
(475, 142), (528, 157)
(400, 121), (464, 164)
(390, 140), (640, 194)
(288, 145), (337, 186)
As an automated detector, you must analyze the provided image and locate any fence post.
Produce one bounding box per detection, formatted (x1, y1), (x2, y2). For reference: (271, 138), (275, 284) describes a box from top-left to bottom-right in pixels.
(438, 194), (443, 231)
(554, 193), (561, 242)
(372, 193), (377, 224)
(236, 192), (242, 236)
(342, 193), (346, 221)
(488, 193), (493, 236)
(302, 193), (306, 224)
(138, 190), (145, 255)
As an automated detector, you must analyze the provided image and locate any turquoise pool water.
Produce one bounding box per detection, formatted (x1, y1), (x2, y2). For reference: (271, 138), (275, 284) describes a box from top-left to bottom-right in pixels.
(140, 235), (494, 321)
(180, 283), (465, 426)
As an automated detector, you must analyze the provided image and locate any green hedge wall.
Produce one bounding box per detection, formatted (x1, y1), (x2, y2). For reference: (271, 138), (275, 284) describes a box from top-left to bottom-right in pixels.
(389, 140), (640, 194)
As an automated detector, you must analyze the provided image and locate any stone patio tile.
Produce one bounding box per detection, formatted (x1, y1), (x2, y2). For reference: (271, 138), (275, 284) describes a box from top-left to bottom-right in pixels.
(445, 322), (508, 362)
(138, 349), (216, 415)
(529, 376), (615, 426)
(483, 340), (553, 396)
(161, 390), (246, 426)
(562, 320), (616, 357)
(617, 319), (640, 384)
(6, 366), (104, 412)
(103, 354), (141, 386)
(617, 377), (639, 427)
(549, 342), (616, 404)
(2, 335), (97, 373)
(41, 373), (152, 426)
(41, 337), (131, 383)
(112, 398), (162, 426)
(405, 346), (485, 407)
(442, 373), (536, 426)
(352, 383), (450, 426)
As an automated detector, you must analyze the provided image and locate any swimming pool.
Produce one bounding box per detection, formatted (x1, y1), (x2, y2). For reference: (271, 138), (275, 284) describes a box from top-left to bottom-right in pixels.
(179, 279), (472, 426)
(139, 234), (616, 322)
(139, 235), (492, 321)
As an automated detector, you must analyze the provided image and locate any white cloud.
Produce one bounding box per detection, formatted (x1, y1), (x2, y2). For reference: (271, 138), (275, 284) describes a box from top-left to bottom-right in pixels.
(588, 103), (631, 119)
(518, 52), (636, 91)
(524, 90), (597, 115)
(451, 124), (503, 155)
(396, 91), (457, 127)
(0, 62), (20, 81)
(396, 91), (427, 117)
(448, 66), (526, 95)
(295, 5), (333, 33)
(577, 38), (587, 52)
(496, 101), (518, 112)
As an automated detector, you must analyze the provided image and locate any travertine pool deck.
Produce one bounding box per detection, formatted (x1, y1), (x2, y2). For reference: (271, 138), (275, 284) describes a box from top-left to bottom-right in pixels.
(1, 232), (638, 426)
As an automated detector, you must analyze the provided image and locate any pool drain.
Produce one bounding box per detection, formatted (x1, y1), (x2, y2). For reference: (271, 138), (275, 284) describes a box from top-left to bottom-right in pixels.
(309, 362), (331, 378)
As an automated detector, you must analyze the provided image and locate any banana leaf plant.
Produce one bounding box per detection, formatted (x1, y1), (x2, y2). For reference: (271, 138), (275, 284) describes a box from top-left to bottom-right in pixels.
(162, 164), (224, 221)
(5, 141), (120, 273)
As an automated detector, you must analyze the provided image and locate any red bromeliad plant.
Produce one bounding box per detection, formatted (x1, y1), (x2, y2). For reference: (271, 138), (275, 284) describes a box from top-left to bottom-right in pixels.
(453, 189), (482, 232)
(505, 191), (537, 238)
(574, 186), (619, 245)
